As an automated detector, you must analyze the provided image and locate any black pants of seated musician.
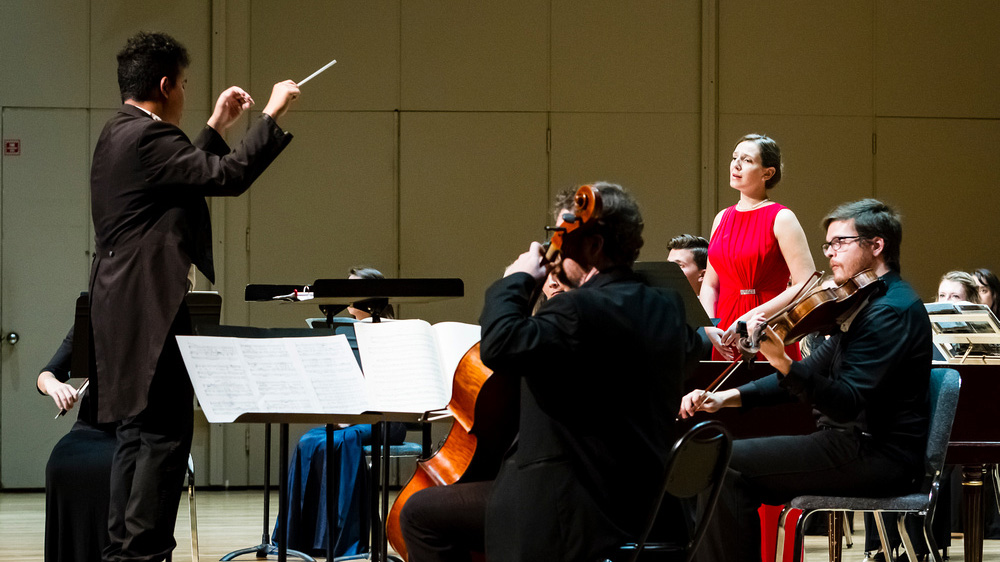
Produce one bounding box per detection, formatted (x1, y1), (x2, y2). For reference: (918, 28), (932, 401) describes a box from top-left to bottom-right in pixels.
(399, 481), (491, 562)
(103, 315), (194, 562)
(694, 431), (920, 562)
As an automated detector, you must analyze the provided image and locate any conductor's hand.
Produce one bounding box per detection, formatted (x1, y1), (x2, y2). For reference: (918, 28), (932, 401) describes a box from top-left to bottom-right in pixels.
(38, 372), (78, 412)
(503, 242), (549, 282)
(262, 80), (300, 122)
(207, 86), (255, 133)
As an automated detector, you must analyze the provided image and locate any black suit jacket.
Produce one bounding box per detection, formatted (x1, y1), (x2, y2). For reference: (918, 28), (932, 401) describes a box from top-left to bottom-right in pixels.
(479, 267), (707, 562)
(89, 104), (291, 422)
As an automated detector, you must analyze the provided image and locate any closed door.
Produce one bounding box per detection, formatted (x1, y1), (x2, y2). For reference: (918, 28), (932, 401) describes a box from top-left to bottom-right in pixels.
(1, 107), (91, 488)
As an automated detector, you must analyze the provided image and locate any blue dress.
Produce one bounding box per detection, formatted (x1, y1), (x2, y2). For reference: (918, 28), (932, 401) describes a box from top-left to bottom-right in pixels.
(273, 423), (407, 556)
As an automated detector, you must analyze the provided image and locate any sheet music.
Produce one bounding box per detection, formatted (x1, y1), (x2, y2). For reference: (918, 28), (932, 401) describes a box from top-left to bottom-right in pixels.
(431, 322), (483, 385)
(177, 334), (368, 423)
(355, 320), (453, 413)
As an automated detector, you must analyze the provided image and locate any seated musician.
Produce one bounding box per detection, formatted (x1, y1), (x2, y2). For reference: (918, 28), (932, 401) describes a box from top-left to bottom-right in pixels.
(937, 270), (982, 303)
(275, 266), (405, 557)
(399, 182), (708, 562)
(680, 198), (933, 562)
(37, 327), (117, 562)
(667, 233), (709, 295)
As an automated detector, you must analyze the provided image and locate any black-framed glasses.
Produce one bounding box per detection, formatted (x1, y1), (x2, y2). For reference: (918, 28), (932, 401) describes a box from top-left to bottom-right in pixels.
(822, 236), (865, 253)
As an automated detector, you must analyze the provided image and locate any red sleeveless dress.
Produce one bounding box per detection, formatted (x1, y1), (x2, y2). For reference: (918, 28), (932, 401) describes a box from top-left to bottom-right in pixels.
(707, 203), (802, 361)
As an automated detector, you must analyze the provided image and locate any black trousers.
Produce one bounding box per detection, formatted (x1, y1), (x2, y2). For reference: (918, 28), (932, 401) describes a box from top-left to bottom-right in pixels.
(399, 481), (492, 562)
(103, 311), (193, 562)
(694, 430), (919, 562)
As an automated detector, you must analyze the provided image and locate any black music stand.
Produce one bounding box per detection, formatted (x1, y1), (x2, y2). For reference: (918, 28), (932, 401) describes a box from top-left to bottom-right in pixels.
(242, 278), (464, 562)
(212, 326), (340, 562)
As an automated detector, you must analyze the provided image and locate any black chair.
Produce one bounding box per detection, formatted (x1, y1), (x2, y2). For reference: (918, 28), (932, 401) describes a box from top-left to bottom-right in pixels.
(606, 420), (732, 562)
(777, 367), (961, 562)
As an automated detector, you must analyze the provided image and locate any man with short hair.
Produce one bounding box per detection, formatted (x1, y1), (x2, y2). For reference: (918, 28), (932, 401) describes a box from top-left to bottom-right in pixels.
(681, 198), (932, 562)
(667, 233), (709, 294)
(400, 182), (708, 562)
(90, 31), (298, 562)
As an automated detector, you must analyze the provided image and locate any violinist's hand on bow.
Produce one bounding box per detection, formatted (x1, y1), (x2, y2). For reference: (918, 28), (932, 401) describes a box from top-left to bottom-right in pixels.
(757, 325), (793, 375)
(504, 241), (549, 282)
(705, 326), (735, 361)
(678, 387), (740, 419)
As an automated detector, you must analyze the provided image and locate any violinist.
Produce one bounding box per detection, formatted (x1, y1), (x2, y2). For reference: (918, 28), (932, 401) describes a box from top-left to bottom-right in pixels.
(399, 183), (708, 562)
(680, 199), (933, 562)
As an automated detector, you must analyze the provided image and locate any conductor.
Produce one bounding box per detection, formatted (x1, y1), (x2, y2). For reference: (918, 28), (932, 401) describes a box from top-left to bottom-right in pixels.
(89, 31), (298, 562)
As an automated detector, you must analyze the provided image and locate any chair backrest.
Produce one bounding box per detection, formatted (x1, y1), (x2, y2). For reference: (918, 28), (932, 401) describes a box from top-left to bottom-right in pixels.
(628, 420), (732, 562)
(922, 368), (961, 489)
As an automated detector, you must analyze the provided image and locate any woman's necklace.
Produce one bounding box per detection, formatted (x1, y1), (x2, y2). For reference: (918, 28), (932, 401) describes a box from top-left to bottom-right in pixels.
(736, 197), (770, 211)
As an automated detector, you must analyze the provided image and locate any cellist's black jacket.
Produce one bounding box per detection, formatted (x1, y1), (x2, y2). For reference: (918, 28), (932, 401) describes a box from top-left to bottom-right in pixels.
(479, 267), (708, 562)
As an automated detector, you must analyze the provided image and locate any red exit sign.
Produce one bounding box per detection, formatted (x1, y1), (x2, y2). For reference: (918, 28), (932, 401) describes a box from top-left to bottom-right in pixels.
(3, 139), (20, 156)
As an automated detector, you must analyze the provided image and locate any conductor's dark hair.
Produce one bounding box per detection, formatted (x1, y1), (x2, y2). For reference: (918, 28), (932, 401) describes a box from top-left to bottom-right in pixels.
(117, 31), (190, 103)
(589, 182), (645, 267)
(822, 199), (903, 272)
(737, 134), (783, 189)
(667, 234), (709, 270)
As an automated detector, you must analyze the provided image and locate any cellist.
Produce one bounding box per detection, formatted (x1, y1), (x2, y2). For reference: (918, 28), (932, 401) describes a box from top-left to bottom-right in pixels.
(679, 199), (934, 562)
(399, 183), (708, 562)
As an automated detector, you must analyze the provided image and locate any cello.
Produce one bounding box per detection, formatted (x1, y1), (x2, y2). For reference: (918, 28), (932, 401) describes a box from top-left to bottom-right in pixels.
(384, 185), (603, 560)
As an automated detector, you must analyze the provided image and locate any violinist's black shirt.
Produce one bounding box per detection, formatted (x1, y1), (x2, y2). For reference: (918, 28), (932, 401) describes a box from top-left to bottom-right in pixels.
(736, 270), (932, 465)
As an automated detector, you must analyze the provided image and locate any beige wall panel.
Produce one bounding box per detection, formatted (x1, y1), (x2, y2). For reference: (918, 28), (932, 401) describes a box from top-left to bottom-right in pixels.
(247, 111), (398, 328)
(549, 112), (701, 260)
(250, 1), (400, 111)
(719, 0), (873, 116)
(0, 0), (90, 108)
(718, 115), (874, 269)
(876, 2), (1000, 119)
(551, 0), (701, 113)
(88, 1), (212, 110)
(399, 112), (548, 324)
(875, 118), (1000, 301)
(401, 1), (548, 111)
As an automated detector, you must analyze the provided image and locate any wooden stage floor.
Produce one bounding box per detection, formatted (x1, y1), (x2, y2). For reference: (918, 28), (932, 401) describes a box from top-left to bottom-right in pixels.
(1, 489), (996, 561)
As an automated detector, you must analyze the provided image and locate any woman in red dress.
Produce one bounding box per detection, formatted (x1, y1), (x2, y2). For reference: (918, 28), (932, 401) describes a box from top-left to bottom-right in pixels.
(700, 134), (815, 361)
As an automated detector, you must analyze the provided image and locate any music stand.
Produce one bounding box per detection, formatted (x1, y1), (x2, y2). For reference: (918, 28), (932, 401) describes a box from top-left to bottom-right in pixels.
(633, 261), (713, 329)
(242, 278), (464, 562)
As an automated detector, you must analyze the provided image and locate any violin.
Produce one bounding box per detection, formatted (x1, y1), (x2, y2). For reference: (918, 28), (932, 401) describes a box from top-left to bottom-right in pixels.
(739, 268), (884, 355)
(690, 269), (884, 413)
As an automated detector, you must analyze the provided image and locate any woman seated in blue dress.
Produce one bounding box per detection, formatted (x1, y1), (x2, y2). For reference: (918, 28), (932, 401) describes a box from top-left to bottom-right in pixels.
(273, 267), (407, 557)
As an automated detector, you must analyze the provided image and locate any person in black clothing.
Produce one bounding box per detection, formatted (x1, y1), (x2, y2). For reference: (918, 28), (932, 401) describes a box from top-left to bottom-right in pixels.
(90, 32), (297, 562)
(37, 327), (117, 562)
(399, 182), (708, 562)
(680, 198), (933, 562)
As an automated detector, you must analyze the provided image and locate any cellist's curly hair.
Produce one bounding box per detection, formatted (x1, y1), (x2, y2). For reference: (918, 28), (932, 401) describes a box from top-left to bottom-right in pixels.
(589, 182), (645, 267)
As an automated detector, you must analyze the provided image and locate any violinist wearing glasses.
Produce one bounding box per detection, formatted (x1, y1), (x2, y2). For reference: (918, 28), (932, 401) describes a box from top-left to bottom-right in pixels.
(680, 199), (933, 562)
